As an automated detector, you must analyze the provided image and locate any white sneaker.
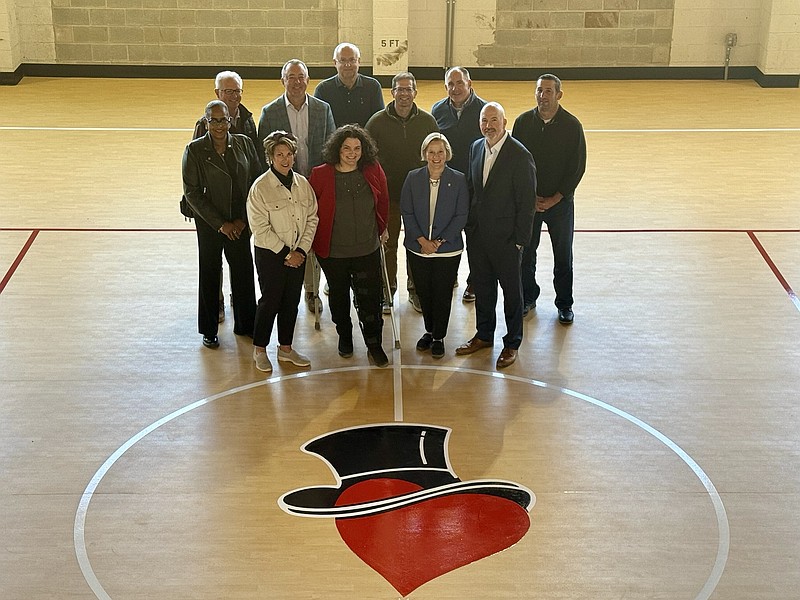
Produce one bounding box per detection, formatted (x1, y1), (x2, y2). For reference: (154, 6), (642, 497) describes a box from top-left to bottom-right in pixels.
(278, 347), (311, 367)
(253, 348), (272, 373)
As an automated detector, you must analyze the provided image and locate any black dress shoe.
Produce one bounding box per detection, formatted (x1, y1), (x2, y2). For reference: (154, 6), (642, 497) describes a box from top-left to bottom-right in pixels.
(462, 285), (476, 302)
(558, 307), (574, 325)
(431, 339), (445, 359)
(522, 301), (536, 317)
(338, 336), (354, 358)
(367, 345), (389, 367)
(416, 333), (433, 351)
(202, 335), (219, 349)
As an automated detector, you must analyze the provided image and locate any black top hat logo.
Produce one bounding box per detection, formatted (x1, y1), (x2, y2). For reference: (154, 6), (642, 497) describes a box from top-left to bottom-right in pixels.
(278, 423), (535, 518)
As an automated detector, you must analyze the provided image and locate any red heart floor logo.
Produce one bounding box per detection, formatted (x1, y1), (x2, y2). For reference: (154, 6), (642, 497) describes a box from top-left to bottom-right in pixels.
(278, 424), (535, 596)
(335, 478), (531, 597)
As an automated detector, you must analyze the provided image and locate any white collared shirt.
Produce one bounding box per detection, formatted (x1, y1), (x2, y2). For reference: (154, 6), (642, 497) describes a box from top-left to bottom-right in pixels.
(284, 94), (310, 176)
(482, 130), (509, 185)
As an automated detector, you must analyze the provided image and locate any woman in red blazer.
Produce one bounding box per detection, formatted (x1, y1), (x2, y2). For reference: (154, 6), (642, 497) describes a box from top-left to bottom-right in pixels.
(309, 125), (390, 367)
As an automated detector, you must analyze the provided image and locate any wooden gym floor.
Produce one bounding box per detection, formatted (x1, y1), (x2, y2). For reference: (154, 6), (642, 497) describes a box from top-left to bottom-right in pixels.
(0, 77), (799, 599)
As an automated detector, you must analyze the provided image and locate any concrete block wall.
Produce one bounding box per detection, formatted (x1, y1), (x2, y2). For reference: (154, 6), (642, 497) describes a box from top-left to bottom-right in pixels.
(50, 0), (340, 66)
(672, 0), (760, 67)
(3, 0), (798, 77)
(480, 0), (676, 67)
(759, 0), (800, 74)
(1, 0), (22, 71)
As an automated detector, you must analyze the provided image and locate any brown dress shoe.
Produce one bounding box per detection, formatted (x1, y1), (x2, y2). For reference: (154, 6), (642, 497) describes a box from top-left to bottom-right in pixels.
(496, 347), (518, 369)
(455, 337), (493, 355)
(462, 285), (476, 302)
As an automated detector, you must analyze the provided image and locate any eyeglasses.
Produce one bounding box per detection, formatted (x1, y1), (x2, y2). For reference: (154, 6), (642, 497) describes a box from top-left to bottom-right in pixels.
(336, 59), (359, 66)
(220, 88), (242, 96)
(393, 86), (415, 94)
(205, 117), (231, 127)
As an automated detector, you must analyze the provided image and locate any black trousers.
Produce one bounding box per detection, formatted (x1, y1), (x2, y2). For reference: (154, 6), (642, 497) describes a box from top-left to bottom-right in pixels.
(385, 200), (415, 295)
(407, 252), (461, 340)
(522, 196), (574, 309)
(195, 217), (256, 337)
(253, 246), (304, 348)
(317, 248), (384, 348)
(465, 233), (524, 350)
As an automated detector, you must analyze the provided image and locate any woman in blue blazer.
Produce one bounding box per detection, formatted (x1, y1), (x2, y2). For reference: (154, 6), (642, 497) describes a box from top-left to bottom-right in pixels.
(400, 133), (470, 358)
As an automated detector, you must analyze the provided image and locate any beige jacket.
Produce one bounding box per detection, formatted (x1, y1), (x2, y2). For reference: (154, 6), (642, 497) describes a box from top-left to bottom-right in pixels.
(247, 170), (319, 255)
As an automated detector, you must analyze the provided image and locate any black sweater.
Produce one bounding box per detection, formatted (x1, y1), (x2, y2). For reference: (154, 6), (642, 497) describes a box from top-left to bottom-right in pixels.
(512, 105), (586, 199)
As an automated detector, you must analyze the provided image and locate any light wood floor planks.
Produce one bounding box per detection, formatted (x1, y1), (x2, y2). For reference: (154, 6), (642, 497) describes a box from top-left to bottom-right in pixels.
(1, 77), (799, 599)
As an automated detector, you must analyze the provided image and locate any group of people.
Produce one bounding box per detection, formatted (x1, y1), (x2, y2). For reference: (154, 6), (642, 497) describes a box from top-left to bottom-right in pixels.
(181, 42), (586, 372)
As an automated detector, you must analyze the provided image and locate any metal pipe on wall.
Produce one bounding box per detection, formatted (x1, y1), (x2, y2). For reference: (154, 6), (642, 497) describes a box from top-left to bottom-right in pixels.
(444, 0), (456, 68)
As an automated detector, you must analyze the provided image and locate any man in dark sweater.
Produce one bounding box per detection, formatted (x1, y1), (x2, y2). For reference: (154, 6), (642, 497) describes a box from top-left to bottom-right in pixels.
(512, 74), (586, 325)
(313, 42), (385, 128)
(366, 72), (438, 313)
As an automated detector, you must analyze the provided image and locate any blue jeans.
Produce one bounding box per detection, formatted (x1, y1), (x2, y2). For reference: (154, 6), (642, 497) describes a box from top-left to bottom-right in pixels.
(521, 196), (574, 310)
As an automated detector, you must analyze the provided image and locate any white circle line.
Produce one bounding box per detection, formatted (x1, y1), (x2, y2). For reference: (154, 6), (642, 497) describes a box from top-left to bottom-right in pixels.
(74, 365), (728, 600)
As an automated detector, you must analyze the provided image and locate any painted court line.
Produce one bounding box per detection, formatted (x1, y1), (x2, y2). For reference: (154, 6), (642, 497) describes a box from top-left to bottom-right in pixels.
(748, 231), (800, 311)
(0, 230), (38, 295)
(74, 366), (729, 600)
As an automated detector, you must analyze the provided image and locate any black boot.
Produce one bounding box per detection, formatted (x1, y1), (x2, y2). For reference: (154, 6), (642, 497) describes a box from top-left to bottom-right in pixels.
(367, 345), (389, 368)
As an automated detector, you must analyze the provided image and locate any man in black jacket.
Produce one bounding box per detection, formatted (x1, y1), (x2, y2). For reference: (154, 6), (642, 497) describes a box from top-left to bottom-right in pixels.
(455, 103), (536, 369)
(512, 74), (586, 325)
(192, 71), (257, 144)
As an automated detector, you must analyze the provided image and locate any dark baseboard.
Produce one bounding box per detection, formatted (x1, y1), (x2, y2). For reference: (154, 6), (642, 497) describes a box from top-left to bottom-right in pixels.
(0, 66), (23, 85)
(3, 63), (798, 88)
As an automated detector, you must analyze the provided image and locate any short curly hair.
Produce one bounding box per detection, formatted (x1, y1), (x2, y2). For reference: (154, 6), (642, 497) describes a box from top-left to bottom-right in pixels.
(262, 130), (298, 163)
(321, 124), (379, 168)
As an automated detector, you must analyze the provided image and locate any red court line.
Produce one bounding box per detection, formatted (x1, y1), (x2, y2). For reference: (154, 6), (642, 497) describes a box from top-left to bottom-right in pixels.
(0, 230), (39, 295)
(748, 231), (800, 310)
(0, 227), (192, 232)
(2, 227), (800, 234)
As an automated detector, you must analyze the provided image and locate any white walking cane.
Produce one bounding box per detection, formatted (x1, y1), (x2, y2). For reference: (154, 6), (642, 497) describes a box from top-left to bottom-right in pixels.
(379, 243), (401, 349)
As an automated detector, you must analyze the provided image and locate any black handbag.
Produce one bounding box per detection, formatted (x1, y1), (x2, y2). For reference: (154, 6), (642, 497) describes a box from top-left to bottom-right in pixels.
(179, 195), (194, 220)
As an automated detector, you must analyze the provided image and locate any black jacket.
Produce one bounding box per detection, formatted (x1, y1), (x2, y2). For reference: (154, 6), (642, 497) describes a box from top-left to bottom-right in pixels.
(182, 133), (262, 231)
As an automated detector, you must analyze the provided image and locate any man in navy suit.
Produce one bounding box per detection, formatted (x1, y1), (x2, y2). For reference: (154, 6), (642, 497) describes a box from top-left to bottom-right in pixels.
(257, 59), (336, 314)
(455, 103), (536, 369)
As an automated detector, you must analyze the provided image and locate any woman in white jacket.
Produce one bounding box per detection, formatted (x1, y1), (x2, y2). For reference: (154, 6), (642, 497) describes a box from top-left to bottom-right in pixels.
(247, 131), (319, 373)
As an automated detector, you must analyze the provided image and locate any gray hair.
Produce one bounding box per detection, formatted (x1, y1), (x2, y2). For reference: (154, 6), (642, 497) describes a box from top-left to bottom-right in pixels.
(420, 132), (452, 161)
(444, 66), (471, 83)
(204, 100), (229, 117)
(333, 42), (360, 60)
(214, 70), (242, 89)
(281, 59), (309, 79)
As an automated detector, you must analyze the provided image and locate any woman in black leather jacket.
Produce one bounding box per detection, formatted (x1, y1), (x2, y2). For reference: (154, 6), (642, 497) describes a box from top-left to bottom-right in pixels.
(182, 100), (263, 349)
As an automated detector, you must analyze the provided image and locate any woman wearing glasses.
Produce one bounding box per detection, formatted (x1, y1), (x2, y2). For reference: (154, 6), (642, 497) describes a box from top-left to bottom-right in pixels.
(182, 100), (263, 349)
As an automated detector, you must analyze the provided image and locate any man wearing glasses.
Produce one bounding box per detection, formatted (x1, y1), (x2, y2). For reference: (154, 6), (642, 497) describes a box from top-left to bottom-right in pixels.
(313, 42), (385, 128)
(192, 71), (257, 144)
(366, 72), (438, 314)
